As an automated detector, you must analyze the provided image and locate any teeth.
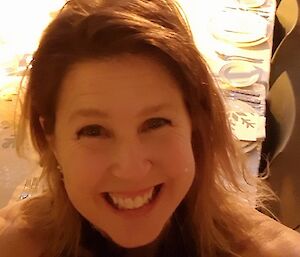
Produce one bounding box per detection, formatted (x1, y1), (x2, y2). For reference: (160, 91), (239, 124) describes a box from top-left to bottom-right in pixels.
(108, 187), (155, 210)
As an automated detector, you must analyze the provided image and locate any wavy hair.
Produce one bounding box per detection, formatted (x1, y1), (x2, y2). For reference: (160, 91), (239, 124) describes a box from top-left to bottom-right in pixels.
(17, 0), (274, 256)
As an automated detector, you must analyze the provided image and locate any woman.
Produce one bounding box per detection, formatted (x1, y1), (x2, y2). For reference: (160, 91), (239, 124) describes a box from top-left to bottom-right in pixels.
(0, 0), (299, 256)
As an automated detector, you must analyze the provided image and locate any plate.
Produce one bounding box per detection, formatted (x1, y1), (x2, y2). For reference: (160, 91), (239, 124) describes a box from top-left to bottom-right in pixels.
(209, 10), (269, 47)
(219, 61), (261, 88)
(230, 29), (270, 47)
(238, 0), (266, 8)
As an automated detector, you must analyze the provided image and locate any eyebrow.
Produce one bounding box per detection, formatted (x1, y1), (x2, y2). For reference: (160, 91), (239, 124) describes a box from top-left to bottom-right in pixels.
(68, 103), (174, 122)
(139, 103), (174, 117)
(69, 108), (109, 122)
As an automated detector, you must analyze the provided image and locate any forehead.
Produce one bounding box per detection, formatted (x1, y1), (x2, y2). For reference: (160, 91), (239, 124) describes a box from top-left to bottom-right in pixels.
(57, 54), (185, 112)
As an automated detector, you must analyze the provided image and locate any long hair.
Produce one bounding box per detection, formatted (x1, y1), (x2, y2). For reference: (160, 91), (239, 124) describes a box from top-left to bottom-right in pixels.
(17, 0), (274, 256)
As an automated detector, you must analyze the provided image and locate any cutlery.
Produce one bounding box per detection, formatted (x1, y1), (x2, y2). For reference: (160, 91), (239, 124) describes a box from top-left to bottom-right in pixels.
(224, 6), (270, 18)
(223, 91), (262, 104)
(226, 95), (265, 114)
(245, 102), (265, 114)
(18, 177), (40, 200)
(215, 50), (264, 63)
(224, 88), (261, 97)
(226, 6), (270, 14)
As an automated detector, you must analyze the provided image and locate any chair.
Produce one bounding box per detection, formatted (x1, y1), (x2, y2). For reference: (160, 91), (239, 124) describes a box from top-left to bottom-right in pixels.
(260, 28), (300, 229)
(270, 26), (300, 86)
(276, 0), (299, 35)
(264, 70), (300, 227)
(272, 0), (299, 56)
(260, 28), (300, 168)
(261, 72), (296, 165)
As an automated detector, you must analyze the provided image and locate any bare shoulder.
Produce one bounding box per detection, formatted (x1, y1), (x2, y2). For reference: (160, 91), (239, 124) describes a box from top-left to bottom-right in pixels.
(0, 200), (44, 257)
(241, 209), (300, 257)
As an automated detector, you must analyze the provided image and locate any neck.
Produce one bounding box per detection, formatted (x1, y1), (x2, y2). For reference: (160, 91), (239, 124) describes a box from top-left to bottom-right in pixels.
(123, 240), (161, 257)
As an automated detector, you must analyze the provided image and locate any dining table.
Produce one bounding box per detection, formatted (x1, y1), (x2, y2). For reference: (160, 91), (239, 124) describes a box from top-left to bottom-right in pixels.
(0, 0), (277, 208)
(179, 0), (277, 176)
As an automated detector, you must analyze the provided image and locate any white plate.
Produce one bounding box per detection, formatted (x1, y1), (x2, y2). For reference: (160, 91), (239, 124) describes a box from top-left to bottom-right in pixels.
(231, 32), (270, 47)
(226, 22), (271, 47)
(238, 0), (266, 8)
(219, 61), (261, 88)
(209, 10), (269, 47)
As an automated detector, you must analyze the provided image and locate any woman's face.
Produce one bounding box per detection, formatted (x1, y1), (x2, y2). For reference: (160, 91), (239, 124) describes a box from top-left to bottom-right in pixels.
(52, 54), (195, 247)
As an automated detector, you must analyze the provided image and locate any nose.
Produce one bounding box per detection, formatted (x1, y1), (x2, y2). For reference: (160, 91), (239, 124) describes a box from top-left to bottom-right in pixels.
(110, 137), (152, 180)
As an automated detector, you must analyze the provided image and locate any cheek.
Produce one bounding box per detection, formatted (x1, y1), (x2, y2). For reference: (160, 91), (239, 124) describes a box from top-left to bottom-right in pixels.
(57, 142), (112, 189)
(152, 133), (195, 178)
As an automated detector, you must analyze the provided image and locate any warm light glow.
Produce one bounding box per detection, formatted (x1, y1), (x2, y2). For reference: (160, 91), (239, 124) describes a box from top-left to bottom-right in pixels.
(0, 0), (65, 98)
(0, 0), (64, 53)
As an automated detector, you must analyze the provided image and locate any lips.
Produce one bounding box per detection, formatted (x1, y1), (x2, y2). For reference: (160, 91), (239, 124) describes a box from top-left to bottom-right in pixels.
(103, 184), (163, 210)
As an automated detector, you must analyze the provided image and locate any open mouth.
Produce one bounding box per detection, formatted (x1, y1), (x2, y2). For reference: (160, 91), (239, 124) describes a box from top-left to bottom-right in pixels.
(103, 184), (163, 211)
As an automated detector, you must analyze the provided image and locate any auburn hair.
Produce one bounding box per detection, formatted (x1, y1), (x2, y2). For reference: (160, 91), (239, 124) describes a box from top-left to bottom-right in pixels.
(17, 0), (274, 256)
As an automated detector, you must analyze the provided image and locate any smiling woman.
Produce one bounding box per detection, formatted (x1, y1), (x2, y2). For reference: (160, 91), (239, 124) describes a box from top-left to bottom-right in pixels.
(0, 0), (299, 257)
(53, 55), (195, 249)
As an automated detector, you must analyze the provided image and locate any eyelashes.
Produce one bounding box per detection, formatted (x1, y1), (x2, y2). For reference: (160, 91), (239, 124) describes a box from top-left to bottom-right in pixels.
(141, 117), (171, 132)
(76, 124), (109, 139)
(76, 117), (172, 139)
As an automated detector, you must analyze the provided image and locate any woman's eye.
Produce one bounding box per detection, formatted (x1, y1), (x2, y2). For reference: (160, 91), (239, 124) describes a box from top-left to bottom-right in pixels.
(76, 125), (107, 138)
(142, 118), (171, 132)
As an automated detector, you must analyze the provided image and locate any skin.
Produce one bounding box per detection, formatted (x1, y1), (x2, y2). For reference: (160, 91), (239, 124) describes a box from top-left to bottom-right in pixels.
(0, 200), (300, 257)
(239, 207), (300, 257)
(51, 54), (196, 248)
(0, 54), (299, 257)
(0, 201), (45, 257)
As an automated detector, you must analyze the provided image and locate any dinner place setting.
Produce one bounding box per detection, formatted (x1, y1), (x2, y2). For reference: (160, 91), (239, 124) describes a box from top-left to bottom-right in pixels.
(193, 0), (277, 173)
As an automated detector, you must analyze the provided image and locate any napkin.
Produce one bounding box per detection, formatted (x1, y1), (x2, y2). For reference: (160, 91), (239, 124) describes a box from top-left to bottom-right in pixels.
(227, 111), (265, 141)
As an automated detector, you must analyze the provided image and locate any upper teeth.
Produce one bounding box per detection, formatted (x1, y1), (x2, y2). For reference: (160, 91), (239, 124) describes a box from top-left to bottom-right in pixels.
(108, 187), (154, 210)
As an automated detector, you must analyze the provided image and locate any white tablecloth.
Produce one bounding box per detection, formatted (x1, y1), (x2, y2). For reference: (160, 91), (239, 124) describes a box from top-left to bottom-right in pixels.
(178, 0), (276, 175)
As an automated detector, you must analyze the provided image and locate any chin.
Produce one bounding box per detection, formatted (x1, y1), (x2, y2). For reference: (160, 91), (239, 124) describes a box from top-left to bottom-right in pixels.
(107, 218), (171, 249)
(110, 228), (162, 248)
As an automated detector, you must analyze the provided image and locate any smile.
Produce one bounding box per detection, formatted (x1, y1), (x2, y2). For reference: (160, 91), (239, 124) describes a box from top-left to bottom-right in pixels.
(103, 184), (163, 210)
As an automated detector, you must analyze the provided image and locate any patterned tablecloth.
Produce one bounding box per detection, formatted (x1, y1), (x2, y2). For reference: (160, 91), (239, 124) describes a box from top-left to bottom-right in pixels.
(0, 80), (41, 208)
(0, 0), (65, 208)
